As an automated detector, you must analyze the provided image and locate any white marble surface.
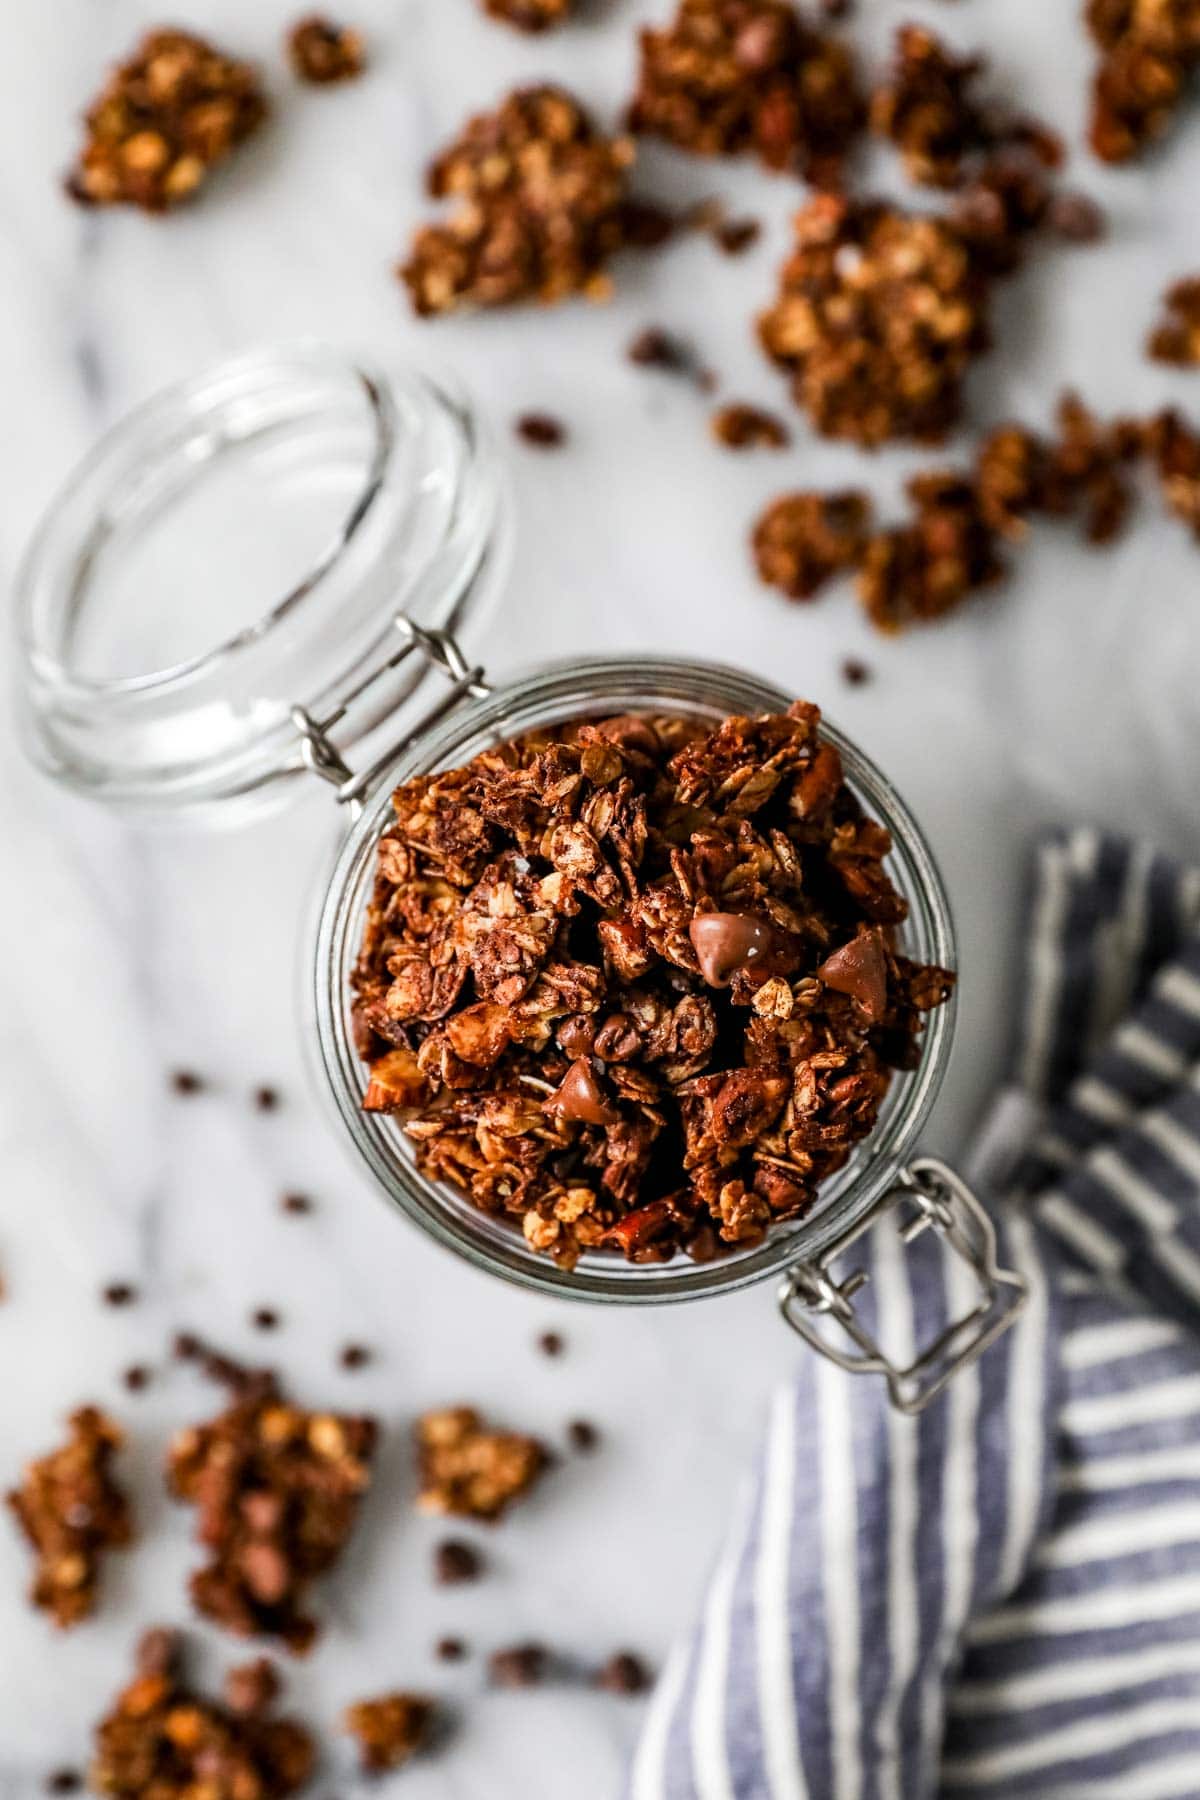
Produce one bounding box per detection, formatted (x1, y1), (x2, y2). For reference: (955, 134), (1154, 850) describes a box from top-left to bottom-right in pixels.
(2, 0), (1200, 1793)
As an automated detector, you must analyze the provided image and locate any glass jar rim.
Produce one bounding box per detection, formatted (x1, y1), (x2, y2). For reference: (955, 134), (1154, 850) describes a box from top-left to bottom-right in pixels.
(310, 652), (958, 1306)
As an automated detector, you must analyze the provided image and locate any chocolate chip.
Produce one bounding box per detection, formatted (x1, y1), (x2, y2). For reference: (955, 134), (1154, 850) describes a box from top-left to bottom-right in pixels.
(595, 1651), (651, 1695)
(688, 913), (772, 987)
(543, 1058), (620, 1126)
(434, 1539), (483, 1585)
(340, 1343), (371, 1370)
(489, 1642), (548, 1687)
(170, 1069), (205, 1096)
(841, 658), (872, 686)
(122, 1365), (151, 1393)
(1048, 191), (1106, 244)
(515, 413), (566, 449)
(102, 1282), (137, 1308)
(436, 1636), (467, 1662)
(567, 1418), (599, 1453)
(537, 1331), (565, 1357)
(280, 1192), (313, 1215)
(252, 1308), (280, 1332)
(819, 927), (889, 1021)
(254, 1086), (281, 1112)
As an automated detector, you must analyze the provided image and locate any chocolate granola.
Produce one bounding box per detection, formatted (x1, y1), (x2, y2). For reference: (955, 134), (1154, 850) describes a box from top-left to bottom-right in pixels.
(628, 0), (866, 186)
(344, 1692), (436, 1772)
(166, 1355), (377, 1652)
(1085, 0), (1200, 163)
(352, 708), (954, 1266)
(484, 0), (571, 28)
(857, 471), (1007, 632)
(399, 86), (642, 317)
(66, 29), (266, 212)
(287, 16), (366, 84)
(416, 1407), (548, 1520)
(91, 1630), (314, 1800)
(7, 1408), (133, 1628)
(1148, 273), (1200, 364)
(752, 491), (873, 597)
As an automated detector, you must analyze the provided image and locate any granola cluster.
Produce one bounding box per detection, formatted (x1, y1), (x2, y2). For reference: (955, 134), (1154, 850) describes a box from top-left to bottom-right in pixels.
(870, 24), (1062, 189)
(91, 1629), (315, 1800)
(66, 29), (267, 212)
(1148, 273), (1200, 364)
(628, 0), (866, 187)
(7, 1408), (133, 1628)
(287, 16), (366, 84)
(343, 1692), (436, 1772)
(399, 86), (642, 317)
(352, 708), (954, 1267)
(166, 1359), (378, 1652)
(1086, 0), (1200, 162)
(416, 1407), (548, 1520)
(483, 0), (571, 28)
(753, 393), (1166, 627)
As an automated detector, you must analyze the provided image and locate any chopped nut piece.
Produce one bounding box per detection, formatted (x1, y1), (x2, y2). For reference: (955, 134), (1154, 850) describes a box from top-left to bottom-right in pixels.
(1085, 0), (1200, 163)
(66, 30), (266, 213)
(1148, 274), (1200, 365)
(417, 1408), (547, 1521)
(870, 23), (1061, 188)
(353, 710), (953, 1260)
(166, 1359), (377, 1651)
(628, 0), (866, 186)
(516, 413), (568, 449)
(7, 1409), (132, 1628)
(400, 86), (647, 317)
(287, 16), (365, 83)
(596, 1650), (652, 1694)
(91, 1634), (313, 1799)
(344, 1692), (435, 1772)
(711, 403), (790, 449)
(484, 0), (571, 27)
(758, 194), (992, 446)
(489, 1642), (549, 1687)
(753, 491), (873, 598)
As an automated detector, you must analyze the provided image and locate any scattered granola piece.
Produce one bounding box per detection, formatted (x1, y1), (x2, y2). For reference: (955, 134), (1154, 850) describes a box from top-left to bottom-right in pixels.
(400, 86), (644, 317)
(711, 402), (790, 449)
(65, 30), (266, 213)
(287, 16), (365, 83)
(252, 1308), (281, 1332)
(1049, 390), (1140, 544)
(596, 1650), (652, 1694)
(871, 23), (1061, 188)
(352, 709), (953, 1264)
(857, 471), (1006, 632)
(753, 491), (873, 597)
(483, 0), (571, 27)
(974, 423), (1062, 538)
(1046, 189), (1107, 242)
(537, 1331), (565, 1356)
(254, 1086), (281, 1112)
(1148, 274), (1200, 365)
(628, 0), (866, 186)
(417, 1408), (547, 1521)
(627, 326), (714, 390)
(45, 1772), (81, 1795)
(170, 1069), (205, 1096)
(280, 1191), (313, 1215)
(714, 215), (762, 255)
(1145, 407), (1200, 537)
(166, 1358), (377, 1651)
(102, 1282), (137, 1307)
(7, 1408), (133, 1628)
(122, 1366), (152, 1394)
(436, 1635), (467, 1661)
(758, 194), (992, 446)
(1085, 0), (1200, 164)
(434, 1538), (484, 1584)
(516, 413), (568, 449)
(489, 1642), (549, 1687)
(343, 1692), (435, 1773)
(841, 659), (872, 686)
(567, 1419), (599, 1452)
(90, 1631), (314, 1799)
(340, 1343), (371, 1370)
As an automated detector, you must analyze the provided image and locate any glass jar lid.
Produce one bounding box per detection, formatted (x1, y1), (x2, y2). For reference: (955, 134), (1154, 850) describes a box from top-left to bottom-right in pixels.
(14, 342), (507, 818)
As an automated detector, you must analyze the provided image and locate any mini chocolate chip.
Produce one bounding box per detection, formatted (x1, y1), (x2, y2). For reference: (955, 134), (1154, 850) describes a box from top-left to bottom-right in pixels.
(170, 1069), (205, 1096)
(489, 1642), (548, 1688)
(435, 1538), (483, 1585)
(280, 1191), (313, 1215)
(689, 913), (772, 987)
(45, 1772), (81, 1794)
(102, 1282), (137, 1307)
(596, 1651), (651, 1695)
(252, 1308), (280, 1332)
(819, 928), (889, 1022)
(340, 1343), (371, 1370)
(841, 658), (872, 686)
(436, 1636), (467, 1662)
(122, 1365), (151, 1393)
(567, 1418), (599, 1453)
(515, 413), (566, 449)
(543, 1059), (620, 1126)
(537, 1331), (565, 1358)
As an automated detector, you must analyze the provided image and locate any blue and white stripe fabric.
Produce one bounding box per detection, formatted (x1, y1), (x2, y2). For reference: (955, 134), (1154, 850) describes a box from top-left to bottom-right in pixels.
(629, 829), (1200, 1800)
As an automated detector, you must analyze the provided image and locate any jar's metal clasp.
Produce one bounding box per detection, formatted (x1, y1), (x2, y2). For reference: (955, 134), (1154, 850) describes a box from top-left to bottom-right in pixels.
(291, 616), (491, 818)
(778, 1157), (1027, 1415)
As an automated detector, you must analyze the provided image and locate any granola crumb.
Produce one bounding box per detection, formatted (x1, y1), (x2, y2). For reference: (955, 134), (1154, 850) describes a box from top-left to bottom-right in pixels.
(287, 16), (365, 84)
(65, 30), (266, 213)
(122, 1366), (152, 1393)
(711, 403), (790, 450)
(102, 1283), (137, 1308)
(339, 1343), (372, 1370)
(343, 1692), (435, 1773)
(714, 216), (762, 256)
(252, 1308), (281, 1332)
(254, 1086), (281, 1112)
(7, 1408), (133, 1628)
(515, 413), (568, 449)
(1148, 275), (1200, 366)
(280, 1192), (313, 1215)
(166, 1359), (377, 1650)
(1047, 190), (1107, 243)
(417, 1409), (548, 1521)
(567, 1418), (599, 1453)
(596, 1650), (652, 1694)
(841, 658), (872, 686)
(489, 1642), (549, 1687)
(171, 1069), (205, 1096)
(753, 491), (873, 598)
(483, 0), (571, 27)
(628, 0), (866, 187)
(537, 1331), (565, 1357)
(91, 1632), (314, 1798)
(436, 1635), (468, 1661)
(45, 1773), (81, 1795)
(434, 1538), (484, 1584)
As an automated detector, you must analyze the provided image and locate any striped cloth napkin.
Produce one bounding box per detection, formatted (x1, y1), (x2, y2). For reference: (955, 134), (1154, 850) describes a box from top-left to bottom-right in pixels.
(627, 828), (1200, 1800)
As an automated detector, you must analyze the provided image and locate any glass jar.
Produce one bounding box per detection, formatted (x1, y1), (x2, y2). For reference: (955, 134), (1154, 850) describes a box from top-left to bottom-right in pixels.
(14, 341), (1025, 1413)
